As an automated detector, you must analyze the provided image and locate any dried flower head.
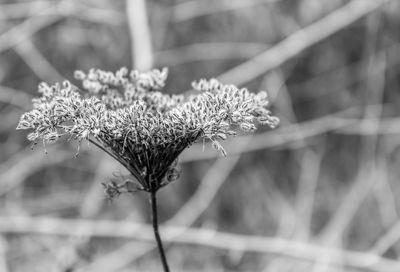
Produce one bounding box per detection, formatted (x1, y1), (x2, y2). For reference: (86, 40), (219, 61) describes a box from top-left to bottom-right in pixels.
(17, 68), (279, 192)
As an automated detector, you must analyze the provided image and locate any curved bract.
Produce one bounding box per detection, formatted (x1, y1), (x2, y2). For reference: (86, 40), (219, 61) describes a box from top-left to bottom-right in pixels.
(17, 68), (279, 192)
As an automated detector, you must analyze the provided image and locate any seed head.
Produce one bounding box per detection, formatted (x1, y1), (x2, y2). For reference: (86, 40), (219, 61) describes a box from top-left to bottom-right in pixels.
(17, 68), (279, 192)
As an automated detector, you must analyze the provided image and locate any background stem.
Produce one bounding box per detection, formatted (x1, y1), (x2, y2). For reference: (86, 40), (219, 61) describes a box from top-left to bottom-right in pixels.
(150, 190), (170, 272)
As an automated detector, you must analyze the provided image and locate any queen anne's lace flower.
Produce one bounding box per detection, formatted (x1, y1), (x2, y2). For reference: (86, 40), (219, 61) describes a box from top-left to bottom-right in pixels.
(17, 68), (279, 192)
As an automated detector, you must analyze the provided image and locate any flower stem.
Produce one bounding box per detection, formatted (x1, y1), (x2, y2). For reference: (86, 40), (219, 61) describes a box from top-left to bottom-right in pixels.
(150, 190), (170, 272)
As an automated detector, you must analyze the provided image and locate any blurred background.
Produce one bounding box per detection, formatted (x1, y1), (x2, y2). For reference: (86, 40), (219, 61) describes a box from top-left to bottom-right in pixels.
(1, 0), (400, 271)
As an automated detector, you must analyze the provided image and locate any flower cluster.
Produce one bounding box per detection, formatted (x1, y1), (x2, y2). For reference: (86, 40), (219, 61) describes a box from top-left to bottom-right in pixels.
(17, 68), (279, 192)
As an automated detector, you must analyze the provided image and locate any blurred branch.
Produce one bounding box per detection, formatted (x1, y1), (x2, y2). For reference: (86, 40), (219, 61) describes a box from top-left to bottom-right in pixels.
(55, 156), (115, 271)
(217, 0), (392, 86)
(0, 148), (71, 196)
(72, 4), (124, 25)
(0, 216), (399, 272)
(0, 85), (33, 109)
(334, 116), (400, 135)
(23, 191), (85, 214)
(362, 17), (399, 239)
(313, 163), (381, 269)
(15, 39), (64, 82)
(262, 69), (323, 247)
(373, 160), (399, 229)
(258, 63), (308, 272)
(260, 167), (304, 237)
(155, 42), (269, 66)
(0, 8), (62, 54)
(0, 1), (54, 20)
(0, 237), (8, 272)
(312, 20), (387, 271)
(126, 0), (153, 70)
(294, 150), (323, 241)
(172, 0), (280, 23)
(371, 219), (400, 255)
(0, 1), (123, 54)
(0, 1), (123, 24)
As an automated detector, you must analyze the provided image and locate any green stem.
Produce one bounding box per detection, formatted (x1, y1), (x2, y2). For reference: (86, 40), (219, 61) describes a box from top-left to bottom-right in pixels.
(150, 190), (170, 272)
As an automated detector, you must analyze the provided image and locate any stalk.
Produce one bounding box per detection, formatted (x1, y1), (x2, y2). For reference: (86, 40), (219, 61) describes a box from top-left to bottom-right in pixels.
(150, 190), (170, 272)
